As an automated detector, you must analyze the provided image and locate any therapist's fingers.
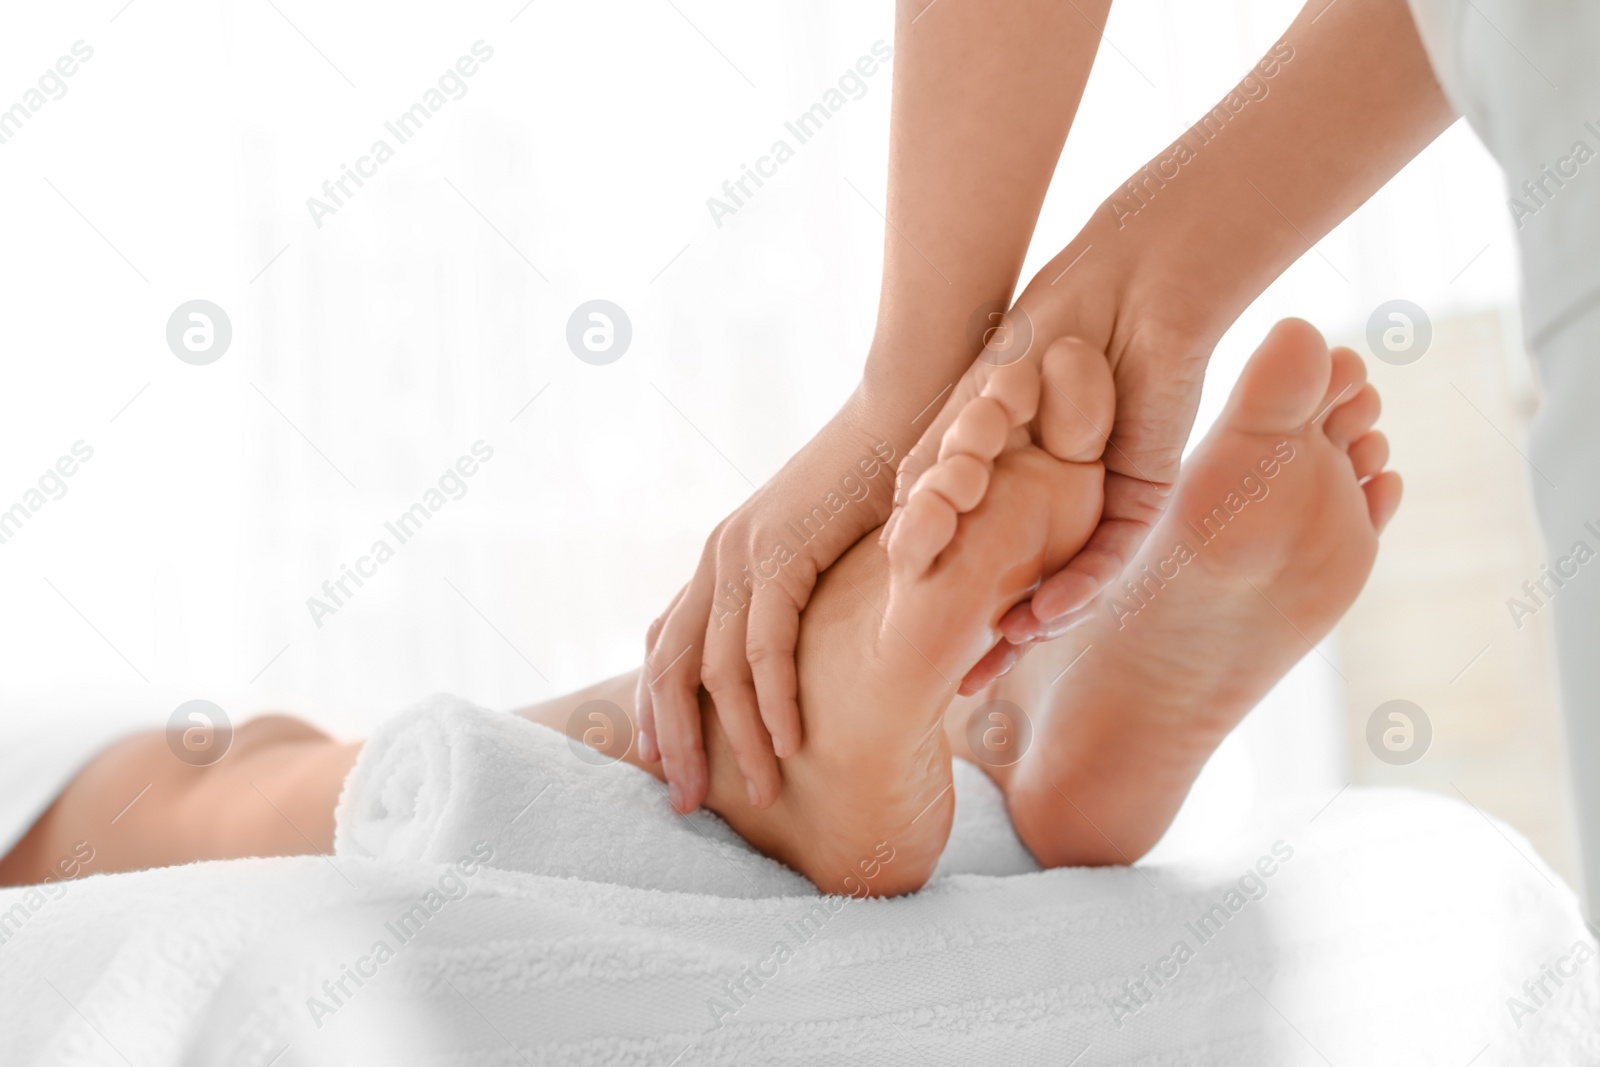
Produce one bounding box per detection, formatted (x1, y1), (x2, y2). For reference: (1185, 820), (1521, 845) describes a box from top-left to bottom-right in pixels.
(636, 588), (686, 765)
(700, 590), (781, 809)
(1002, 472), (1170, 642)
(960, 637), (1027, 695)
(644, 578), (713, 812)
(747, 566), (815, 761)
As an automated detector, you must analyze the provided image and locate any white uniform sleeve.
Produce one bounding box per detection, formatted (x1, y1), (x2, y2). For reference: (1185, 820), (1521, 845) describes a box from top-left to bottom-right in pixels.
(1404, 0), (1466, 118)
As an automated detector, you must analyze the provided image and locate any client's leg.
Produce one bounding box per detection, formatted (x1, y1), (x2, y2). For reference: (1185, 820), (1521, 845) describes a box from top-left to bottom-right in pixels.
(0, 340), (1113, 896)
(525, 340), (1113, 894)
(0, 716), (359, 886)
(948, 319), (1400, 867)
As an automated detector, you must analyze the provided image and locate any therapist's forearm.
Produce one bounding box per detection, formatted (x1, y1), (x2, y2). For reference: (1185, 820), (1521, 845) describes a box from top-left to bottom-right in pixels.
(860, 0), (1111, 438)
(1082, 0), (1456, 348)
(950, 0), (1459, 644)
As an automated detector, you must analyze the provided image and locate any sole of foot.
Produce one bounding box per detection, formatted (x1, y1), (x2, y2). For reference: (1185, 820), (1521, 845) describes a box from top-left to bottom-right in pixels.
(960, 318), (1398, 868)
(700, 339), (1113, 895)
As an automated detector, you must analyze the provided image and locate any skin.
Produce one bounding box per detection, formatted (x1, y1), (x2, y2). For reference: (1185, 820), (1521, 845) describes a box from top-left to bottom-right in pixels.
(952, 320), (1400, 865)
(639, 0), (1115, 815)
(0, 716), (359, 887)
(0, 320), (1399, 901)
(0, 343), (1110, 897)
(0, 0), (1454, 891)
(641, 0), (1455, 816)
(3, 0), (1452, 883)
(899, 0), (1452, 673)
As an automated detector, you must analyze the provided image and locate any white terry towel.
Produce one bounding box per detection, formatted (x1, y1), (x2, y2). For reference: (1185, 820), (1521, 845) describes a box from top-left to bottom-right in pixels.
(335, 696), (1043, 896)
(7, 693), (1599, 1065)
(8, 789), (1598, 1065)
(335, 695), (815, 897)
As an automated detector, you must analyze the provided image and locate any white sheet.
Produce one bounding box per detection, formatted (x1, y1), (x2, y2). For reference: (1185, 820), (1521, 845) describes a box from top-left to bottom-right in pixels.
(2, 696), (1596, 1065)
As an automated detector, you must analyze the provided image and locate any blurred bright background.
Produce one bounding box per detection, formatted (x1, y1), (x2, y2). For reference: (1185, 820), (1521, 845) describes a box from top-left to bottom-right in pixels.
(0, 1), (1572, 885)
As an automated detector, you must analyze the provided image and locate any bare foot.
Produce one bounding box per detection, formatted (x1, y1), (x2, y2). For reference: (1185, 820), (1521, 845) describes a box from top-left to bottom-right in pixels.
(958, 319), (1399, 867)
(533, 339), (1112, 895)
(13, 339), (1111, 894)
(4, 339), (1104, 893)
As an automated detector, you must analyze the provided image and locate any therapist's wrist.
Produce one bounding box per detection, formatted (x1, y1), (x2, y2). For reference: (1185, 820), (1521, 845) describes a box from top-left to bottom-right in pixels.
(812, 380), (919, 491)
(857, 333), (986, 455)
(1031, 199), (1261, 373)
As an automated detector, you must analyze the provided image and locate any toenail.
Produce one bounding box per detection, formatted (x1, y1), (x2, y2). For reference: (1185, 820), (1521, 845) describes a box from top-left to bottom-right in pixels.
(668, 781), (684, 811)
(746, 779), (760, 806)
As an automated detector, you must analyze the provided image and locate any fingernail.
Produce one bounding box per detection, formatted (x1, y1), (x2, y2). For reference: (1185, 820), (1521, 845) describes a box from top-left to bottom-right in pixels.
(1001, 617), (1038, 644)
(1038, 588), (1091, 622)
(668, 781), (684, 811)
(746, 779), (760, 806)
(1037, 612), (1085, 640)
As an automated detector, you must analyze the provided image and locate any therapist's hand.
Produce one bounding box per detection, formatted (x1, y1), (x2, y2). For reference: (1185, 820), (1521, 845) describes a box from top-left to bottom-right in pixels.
(638, 393), (899, 813)
(891, 234), (1211, 691)
(890, 0), (1457, 694)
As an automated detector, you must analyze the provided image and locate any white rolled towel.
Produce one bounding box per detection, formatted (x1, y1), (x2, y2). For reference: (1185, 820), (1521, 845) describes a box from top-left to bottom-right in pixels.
(334, 694), (813, 898)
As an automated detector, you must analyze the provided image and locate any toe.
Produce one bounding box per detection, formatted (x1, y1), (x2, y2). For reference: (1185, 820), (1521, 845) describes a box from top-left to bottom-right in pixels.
(1036, 338), (1113, 462)
(1324, 383), (1381, 447)
(1224, 318), (1331, 435)
(980, 357), (1041, 424)
(1316, 347), (1369, 422)
(887, 485), (959, 577)
(883, 378), (1019, 562)
(1348, 430), (1389, 482)
(939, 396), (1012, 462)
(1363, 469), (1403, 531)
(913, 453), (991, 512)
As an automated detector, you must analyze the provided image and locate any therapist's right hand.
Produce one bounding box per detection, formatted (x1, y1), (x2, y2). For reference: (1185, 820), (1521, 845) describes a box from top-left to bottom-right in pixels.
(887, 233), (1214, 691)
(638, 395), (900, 814)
